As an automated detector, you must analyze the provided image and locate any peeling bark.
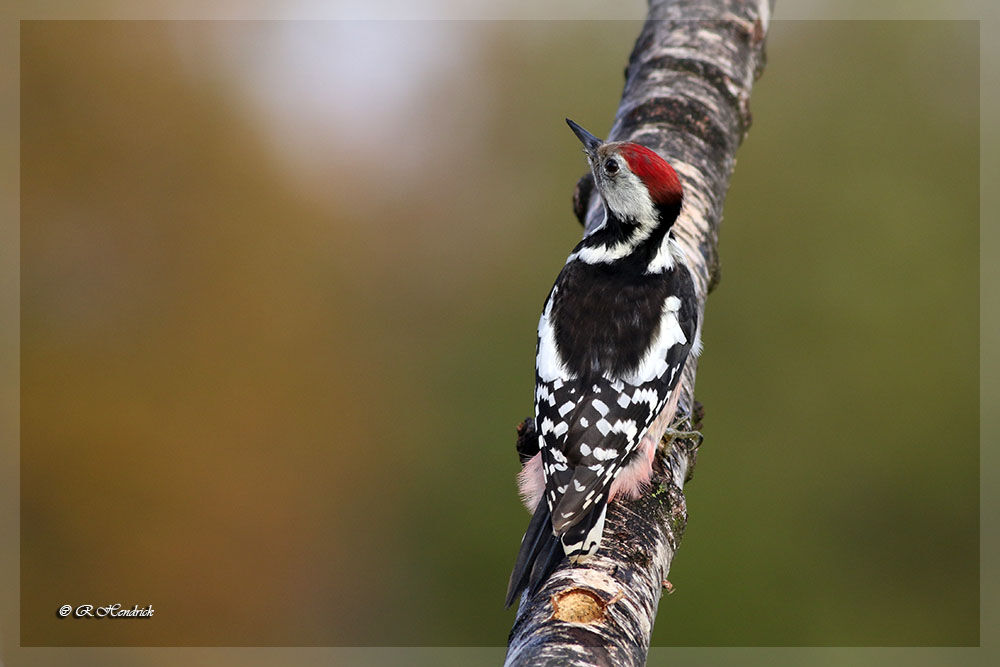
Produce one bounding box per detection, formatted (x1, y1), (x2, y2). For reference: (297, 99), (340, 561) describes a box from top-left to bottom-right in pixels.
(505, 2), (772, 664)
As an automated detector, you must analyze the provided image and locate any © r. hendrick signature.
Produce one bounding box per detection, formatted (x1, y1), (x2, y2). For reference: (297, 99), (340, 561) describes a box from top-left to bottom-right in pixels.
(57, 603), (154, 618)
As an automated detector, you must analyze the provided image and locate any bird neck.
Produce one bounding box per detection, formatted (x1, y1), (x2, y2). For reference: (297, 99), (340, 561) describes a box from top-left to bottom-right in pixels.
(569, 199), (682, 274)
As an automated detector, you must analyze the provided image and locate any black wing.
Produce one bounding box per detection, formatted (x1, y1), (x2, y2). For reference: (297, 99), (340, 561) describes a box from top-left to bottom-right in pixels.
(538, 264), (697, 556)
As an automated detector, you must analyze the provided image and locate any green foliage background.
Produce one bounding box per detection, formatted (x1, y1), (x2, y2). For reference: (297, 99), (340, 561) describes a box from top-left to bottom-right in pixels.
(19, 20), (977, 648)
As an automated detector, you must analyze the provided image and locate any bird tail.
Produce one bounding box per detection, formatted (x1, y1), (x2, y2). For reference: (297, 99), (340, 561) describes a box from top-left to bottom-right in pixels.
(559, 498), (608, 563)
(505, 498), (564, 608)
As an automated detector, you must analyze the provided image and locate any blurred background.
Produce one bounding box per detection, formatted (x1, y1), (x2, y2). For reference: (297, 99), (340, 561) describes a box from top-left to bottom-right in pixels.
(17, 18), (977, 649)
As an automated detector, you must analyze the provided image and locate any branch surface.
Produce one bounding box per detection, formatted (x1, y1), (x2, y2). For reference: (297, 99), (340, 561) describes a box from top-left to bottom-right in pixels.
(505, 2), (772, 664)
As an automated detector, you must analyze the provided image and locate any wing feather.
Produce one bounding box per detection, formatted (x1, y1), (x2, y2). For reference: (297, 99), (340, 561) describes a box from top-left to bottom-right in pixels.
(536, 265), (698, 551)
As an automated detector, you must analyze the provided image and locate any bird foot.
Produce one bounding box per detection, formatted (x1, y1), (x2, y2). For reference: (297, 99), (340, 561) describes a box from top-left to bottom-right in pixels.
(659, 413), (703, 451)
(660, 426), (703, 449)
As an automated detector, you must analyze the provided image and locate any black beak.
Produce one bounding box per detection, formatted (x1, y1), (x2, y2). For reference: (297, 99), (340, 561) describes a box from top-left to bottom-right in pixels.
(566, 118), (603, 155)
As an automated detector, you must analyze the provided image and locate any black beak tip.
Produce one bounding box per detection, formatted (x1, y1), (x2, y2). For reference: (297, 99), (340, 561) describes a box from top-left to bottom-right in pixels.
(566, 118), (602, 152)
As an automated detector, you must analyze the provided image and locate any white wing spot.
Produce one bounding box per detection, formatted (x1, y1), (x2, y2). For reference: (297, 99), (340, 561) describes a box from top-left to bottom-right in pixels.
(593, 447), (618, 461)
(633, 388), (658, 408)
(613, 420), (638, 441)
(559, 401), (575, 417)
(592, 399), (609, 416)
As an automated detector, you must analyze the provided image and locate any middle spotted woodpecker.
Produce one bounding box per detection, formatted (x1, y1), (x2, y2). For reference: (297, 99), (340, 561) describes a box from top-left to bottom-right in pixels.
(505, 119), (701, 608)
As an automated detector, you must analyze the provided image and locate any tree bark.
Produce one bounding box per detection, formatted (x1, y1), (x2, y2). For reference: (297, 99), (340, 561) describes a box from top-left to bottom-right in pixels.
(505, 2), (772, 664)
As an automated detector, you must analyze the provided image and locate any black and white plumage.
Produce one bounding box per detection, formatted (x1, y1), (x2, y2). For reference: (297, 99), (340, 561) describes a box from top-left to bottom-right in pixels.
(506, 120), (700, 608)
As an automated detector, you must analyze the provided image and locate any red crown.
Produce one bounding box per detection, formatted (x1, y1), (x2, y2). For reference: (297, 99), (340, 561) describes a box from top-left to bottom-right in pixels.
(618, 143), (682, 206)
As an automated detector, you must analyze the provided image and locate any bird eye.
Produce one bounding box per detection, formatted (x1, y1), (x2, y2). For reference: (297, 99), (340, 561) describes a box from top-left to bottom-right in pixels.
(604, 159), (619, 175)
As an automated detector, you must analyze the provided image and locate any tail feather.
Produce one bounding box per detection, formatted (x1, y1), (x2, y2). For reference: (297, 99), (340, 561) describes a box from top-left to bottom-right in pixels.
(559, 497), (608, 563)
(527, 535), (564, 598)
(505, 499), (563, 608)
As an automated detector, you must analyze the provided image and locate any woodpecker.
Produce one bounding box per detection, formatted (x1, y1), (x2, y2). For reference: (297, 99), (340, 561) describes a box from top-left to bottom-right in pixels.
(505, 119), (701, 608)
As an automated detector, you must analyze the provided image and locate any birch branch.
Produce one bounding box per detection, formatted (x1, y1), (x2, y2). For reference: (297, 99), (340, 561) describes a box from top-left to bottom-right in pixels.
(505, 2), (772, 664)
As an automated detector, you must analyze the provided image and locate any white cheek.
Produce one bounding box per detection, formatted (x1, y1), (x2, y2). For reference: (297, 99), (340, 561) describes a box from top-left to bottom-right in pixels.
(601, 170), (656, 223)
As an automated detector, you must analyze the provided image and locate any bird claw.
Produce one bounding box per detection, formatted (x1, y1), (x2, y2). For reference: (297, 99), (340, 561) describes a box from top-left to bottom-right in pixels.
(659, 410), (703, 451)
(661, 426), (703, 449)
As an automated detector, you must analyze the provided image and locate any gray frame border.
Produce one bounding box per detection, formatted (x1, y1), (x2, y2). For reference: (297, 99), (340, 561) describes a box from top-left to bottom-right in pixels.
(2, 2), (993, 664)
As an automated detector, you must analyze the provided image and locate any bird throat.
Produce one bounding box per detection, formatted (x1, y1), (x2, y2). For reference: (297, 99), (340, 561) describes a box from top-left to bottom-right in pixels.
(575, 201), (680, 272)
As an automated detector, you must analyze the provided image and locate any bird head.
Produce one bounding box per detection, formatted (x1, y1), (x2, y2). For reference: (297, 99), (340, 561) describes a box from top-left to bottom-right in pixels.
(566, 119), (682, 226)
